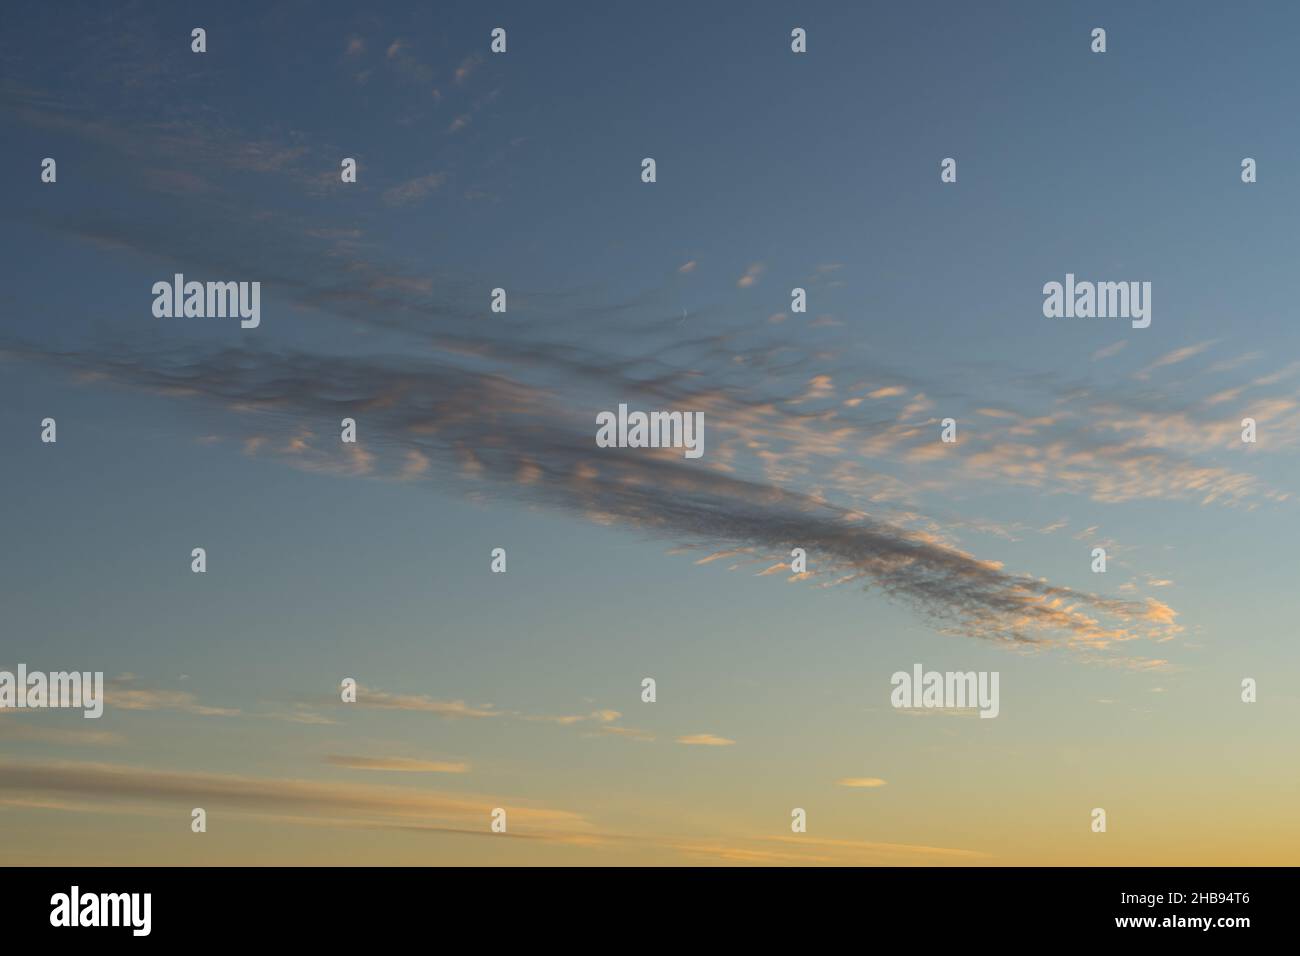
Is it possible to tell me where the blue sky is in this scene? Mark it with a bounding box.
[1,1,1297,865]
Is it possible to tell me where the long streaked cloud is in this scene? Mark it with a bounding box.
[382,171,446,206]
[837,777,887,788]
[0,757,585,835]
[5,81,1289,523]
[1,338,1186,655]
[0,722,125,747]
[676,734,736,747]
[523,709,621,727]
[1133,341,1217,380]
[348,687,502,719]
[22,74,1300,661]
[325,755,469,774]
[106,676,240,717]
[336,685,664,741]
[0,757,990,863]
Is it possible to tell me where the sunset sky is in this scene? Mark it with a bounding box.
[2,1,1298,865]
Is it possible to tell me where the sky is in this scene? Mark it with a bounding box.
[1,0,1298,866]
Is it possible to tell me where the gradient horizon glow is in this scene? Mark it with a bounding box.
[2,1,1298,866]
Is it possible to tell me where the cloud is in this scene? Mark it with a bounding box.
[525,709,621,726]
[736,262,765,288]
[1134,341,1216,380]
[325,755,469,774]
[340,686,642,737]
[676,733,735,747]
[349,688,501,719]
[106,678,239,717]
[1092,341,1127,361]
[14,93,1273,661]
[3,758,989,863]
[382,172,446,206]
[0,723,125,746]
[1207,352,1261,374]
[866,385,908,399]
[10,102,1286,521]
[789,374,834,405]
[837,777,887,788]
[399,450,431,480]
[3,336,1191,653]
[0,757,586,835]
[453,54,480,85]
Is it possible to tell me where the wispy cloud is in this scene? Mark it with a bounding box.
[736,262,765,288]
[349,687,501,719]
[1092,340,1127,361]
[525,709,621,726]
[0,336,1194,654]
[837,777,887,788]
[325,755,469,774]
[453,54,480,85]
[0,758,987,863]
[1134,341,1216,380]
[23,86,1300,666]
[382,171,446,206]
[0,723,125,746]
[0,757,585,836]
[676,733,736,747]
[106,677,239,717]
